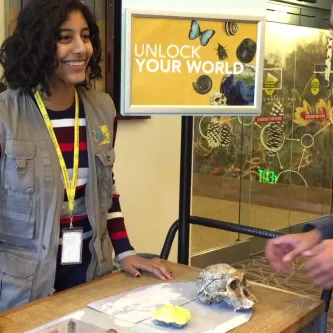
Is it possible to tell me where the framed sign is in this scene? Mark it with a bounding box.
[121,9,265,116]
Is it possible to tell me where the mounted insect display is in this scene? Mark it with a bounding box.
[120,9,265,116]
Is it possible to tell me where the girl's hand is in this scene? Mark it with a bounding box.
[120,255,173,280]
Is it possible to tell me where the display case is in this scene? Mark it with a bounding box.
[191,1,333,262]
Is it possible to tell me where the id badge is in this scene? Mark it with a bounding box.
[61,228,83,265]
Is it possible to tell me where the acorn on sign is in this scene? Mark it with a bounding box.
[236,38,257,63]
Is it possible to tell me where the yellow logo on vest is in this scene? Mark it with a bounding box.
[92,124,111,145]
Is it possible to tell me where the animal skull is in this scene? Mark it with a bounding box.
[196,264,258,311]
[209,92,227,106]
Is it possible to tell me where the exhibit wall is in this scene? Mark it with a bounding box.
[191,20,333,255]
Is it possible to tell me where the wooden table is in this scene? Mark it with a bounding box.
[0,261,325,333]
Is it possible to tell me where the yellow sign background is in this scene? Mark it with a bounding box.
[130,16,258,106]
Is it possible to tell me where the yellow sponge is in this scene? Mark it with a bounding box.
[152,304,191,328]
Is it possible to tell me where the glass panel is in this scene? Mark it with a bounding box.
[238,117,254,240]
[191,20,333,257]
[240,22,333,234]
[191,115,239,255]
[247,22,332,232]
[288,24,333,225]
[244,21,294,233]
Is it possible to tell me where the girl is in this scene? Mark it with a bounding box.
[0,0,172,312]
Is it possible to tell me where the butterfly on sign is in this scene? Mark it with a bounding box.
[188,20,215,47]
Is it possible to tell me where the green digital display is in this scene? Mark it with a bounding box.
[258,169,277,184]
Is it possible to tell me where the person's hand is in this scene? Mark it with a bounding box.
[265,229,321,274]
[302,240,333,289]
[120,255,173,280]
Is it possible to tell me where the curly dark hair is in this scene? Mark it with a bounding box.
[0,0,102,95]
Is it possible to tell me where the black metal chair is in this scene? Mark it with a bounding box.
[158,216,332,333]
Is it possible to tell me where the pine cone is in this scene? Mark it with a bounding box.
[266,101,284,156]
[220,123,231,148]
[325,31,333,86]
[207,119,222,148]
[267,124,284,156]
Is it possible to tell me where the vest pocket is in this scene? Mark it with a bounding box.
[4,139,36,193]
[95,148,115,214]
[0,195,36,239]
[0,252,39,311]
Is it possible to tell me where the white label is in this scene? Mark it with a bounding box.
[61,230,83,264]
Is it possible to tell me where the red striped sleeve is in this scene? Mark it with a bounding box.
[106,117,134,256]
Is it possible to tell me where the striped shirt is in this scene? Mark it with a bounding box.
[0,97,135,261]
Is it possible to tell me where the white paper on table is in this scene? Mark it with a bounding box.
[26,282,253,333]
[24,308,135,333]
[87,282,198,324]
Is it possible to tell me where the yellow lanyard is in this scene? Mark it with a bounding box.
[34,89,80,229]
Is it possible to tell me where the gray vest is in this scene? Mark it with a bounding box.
[0,87,116,311]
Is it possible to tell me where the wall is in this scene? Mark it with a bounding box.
[114,118,181,261]
[118,0,266,263]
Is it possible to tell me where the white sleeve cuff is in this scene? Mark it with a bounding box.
[116,250,136,262]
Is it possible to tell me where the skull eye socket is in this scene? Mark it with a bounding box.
[215,97,220,102]
[229,279,240,291]
[243,288,250,297]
